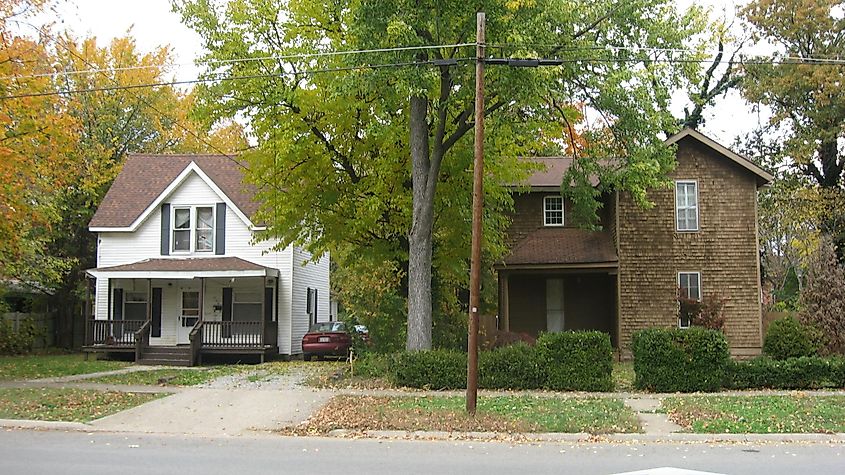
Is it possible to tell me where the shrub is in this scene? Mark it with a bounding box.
[727,356,845,390]
[479,343,546,390]
[0,318,40,355]
[391,349,466,389]
[536,331,613,391]
[632,327,729,392]
[763,315,821,360]
[354,352,393,379]
[798,238,845,355]
[678,293,727,331]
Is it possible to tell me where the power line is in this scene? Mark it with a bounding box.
[0,43,476,82]
[0,58,475,100]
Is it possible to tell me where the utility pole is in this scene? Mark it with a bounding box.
[467,11,485,415]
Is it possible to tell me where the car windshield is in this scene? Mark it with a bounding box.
[309,322,346,333]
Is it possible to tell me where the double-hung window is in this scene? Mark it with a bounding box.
[543,196,564,226]
[675,181,699,231]
[172,206,214,253]
[678,272,701,328]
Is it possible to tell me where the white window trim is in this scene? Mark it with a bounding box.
[674,180,699,232]
[543,195,565,227]
[677,271,702,329]
[171,204,216,254]
[180,290,200,327]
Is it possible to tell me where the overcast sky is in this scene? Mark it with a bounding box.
[49,0,763,146]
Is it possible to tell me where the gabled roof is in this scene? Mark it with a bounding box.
[664,128,774,186]
[89,154,261,231]
[498,227,618,268]
[521,128,773,189]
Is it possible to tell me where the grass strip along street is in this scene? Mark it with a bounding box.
[0,387,164,422]
[663,395,845,433]
[293,395,641,435]
[0,353,129,381]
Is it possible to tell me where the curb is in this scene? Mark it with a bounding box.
[325,429,845,444]
[0,419,94,432]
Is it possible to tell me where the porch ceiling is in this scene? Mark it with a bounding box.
[499,227,618,269]
[86,257,279,279]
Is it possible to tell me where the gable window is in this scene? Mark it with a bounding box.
[543,196,564,227]
[172,206,214,253]
[678,271,701,328]
[675,181,699,231]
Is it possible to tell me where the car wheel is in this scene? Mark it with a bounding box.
[303,353,312,361]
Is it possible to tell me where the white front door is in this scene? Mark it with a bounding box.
[177,290,200,344]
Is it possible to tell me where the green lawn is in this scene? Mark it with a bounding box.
[663,395,845,433]
[296,395,641,434]
[0,388,164,422]
[612,362,635,391]
[0,353,130,381]
[86,366,245,386]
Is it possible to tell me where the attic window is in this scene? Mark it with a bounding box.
[543,196,564,227]
[172,206,214,253]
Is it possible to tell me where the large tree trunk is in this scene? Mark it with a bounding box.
[406,95,435,350]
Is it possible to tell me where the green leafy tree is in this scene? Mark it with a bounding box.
[741,0,845,252]
[175,0,703,350]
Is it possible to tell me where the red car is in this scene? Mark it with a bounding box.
[301,322,352,361]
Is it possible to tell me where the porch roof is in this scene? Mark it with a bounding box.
[86,257,279,279]
[498,227,618,269]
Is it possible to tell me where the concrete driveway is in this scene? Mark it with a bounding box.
[89,367,333,437]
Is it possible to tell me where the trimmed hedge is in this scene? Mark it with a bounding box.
[391,349,467,389]
[479,343,546,390]
[388,331,613,391]
[762,316,821,360]
[726,356,845,390]
[537,331,613,391]
[632,327,729,392]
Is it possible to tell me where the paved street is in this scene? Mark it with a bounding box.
[0,430,842,475]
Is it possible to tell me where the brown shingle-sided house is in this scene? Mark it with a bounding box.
[496,128,774,358]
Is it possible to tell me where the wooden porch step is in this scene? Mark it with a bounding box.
[137,357,192,367]
[138,346,192,366]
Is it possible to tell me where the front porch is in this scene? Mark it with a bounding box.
[84,258,280,365]
[496,226,620,347]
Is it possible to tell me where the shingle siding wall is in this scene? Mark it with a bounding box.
[506,192,612,248]
[617,138,763,356]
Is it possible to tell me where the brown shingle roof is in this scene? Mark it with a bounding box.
[501,227,618,267]
[89,154,260,228]
[92,257,269,272]
[521,157,601,188]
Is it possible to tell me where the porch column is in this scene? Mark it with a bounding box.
[500,272,510,332]
[146,279,152,322]
[261,276,266,348]
[199,277,204,322]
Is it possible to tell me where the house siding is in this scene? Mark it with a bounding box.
[289,247,330,354]
[616,138,763,357]
[506,192,613,248]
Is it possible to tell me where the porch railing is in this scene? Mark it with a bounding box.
[87,319,146,346]
[201,321,265,348]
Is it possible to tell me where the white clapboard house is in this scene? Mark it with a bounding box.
[84,154,330,365]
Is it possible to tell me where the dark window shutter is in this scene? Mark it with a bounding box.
[215,202,226,255]
[151,288,162,337]
[222,288,233,322]
[112,288,123,321]
[222,287,233,338]
[306,287,312,323]
[314,289,318,322]
[264,287,273,323]
[160,203,171,255]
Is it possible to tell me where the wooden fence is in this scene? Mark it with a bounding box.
[1,312,56,349]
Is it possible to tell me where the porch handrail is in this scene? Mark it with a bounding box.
[134,320,151,362]
[87,319,147,346]
[200,321,264,348]
[188,320,204,366]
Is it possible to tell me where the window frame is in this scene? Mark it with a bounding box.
[677,271,702,329]
[180,290,200,328]
[543,195,564,227]
[171,205,216,254]
[232,289,262,322]
[675,180,699,232]
[123,291,148,321]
